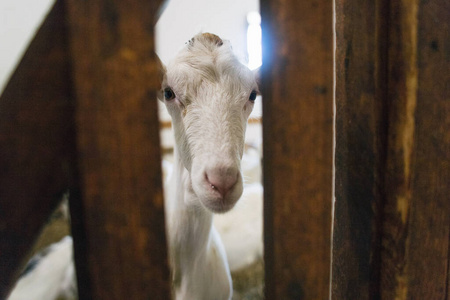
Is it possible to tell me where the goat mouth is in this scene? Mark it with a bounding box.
[201,186,242,214]
[203,199,236,214]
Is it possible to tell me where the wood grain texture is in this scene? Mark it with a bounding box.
[66,0,170,299]
[0,1,75,297]
[260,0,334,299]
[332,0,388,299]
[381,1,419,295]
[333,0,450,298]
[405,1,450,296]
[381,0,450,298]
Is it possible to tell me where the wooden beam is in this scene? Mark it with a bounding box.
[333,0,449,298]
[66,0,170,298]
[381,0,450,298]
[261,0,334,299]
[0,1,76,297]
[332,0,388,298]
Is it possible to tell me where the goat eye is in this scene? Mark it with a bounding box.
[164,87,175,100]
[249,90,257,102]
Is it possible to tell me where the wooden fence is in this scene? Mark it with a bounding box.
[0,0,448,299]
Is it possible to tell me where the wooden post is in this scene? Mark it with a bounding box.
[66,0,170,299]
[381,0,450,298]
[0,2,76,297]
[333,0,450,298]
[261,0,334,299]
[332,0,388,298]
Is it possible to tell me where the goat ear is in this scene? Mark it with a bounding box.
[155,54,166,102]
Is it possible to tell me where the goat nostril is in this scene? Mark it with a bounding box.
[205,170,239,197]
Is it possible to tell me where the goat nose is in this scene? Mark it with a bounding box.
[205,168,239,198]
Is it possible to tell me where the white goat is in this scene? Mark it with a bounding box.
[160,33,258,300]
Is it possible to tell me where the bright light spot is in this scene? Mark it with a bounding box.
[247,11,262,70]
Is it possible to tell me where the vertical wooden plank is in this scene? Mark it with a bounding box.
[406,2,450,296]
[381,1,419,295]
[66,0,170,299]
[333,0,449,298]
[381,0,450,298]
[260,0,334,299]
[332,0,387,299]
[0,1,76,298]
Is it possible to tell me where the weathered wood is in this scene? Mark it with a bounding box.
[332,0,388,298]
[381,1,420,295]
[0,1,76,297]
[333,0,450,298]
[66,0,170,299]
[381,0,450,298]
[406,2,450,297]
[260,0,334,299]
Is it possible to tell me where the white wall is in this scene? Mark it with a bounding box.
[0,0,55,94]
[155,0,259,65]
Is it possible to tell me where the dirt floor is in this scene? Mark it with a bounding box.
[24,201,264,300]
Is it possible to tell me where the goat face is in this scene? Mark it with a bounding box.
[160,33,258,213]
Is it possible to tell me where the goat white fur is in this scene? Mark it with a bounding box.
[7,236,77,300]
[160,33,258,300]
